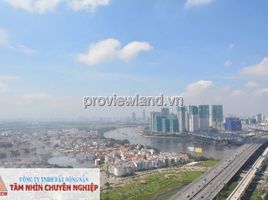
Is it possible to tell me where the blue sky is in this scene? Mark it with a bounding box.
[0,0,268,119]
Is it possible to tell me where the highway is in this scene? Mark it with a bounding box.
[226,147,268,200]
[171,142,263,200]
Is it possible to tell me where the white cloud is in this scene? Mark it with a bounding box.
[78,39,119,65]
[186,80,213,92]
[185,0,214,8]
[245,81,259,88]
[119,41,153,61]
[181,80,214,101]
[14,44,36,54]
[69,0,110,11]
[4,0,32,11]
[180,80,268,115]
[224,59,232,67]
[231,89,245,97]
[182,80,219,105]
[255,88,268,96]
[4,0,110,13]
[4,0,61,14]
[0,28,36,54]
[77,38,153,65]
[240,57,268,79]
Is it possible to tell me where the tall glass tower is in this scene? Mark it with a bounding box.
[189,105,199,132]
[198,105,210,131]
[211,105,223,130]
[177,106,186,133]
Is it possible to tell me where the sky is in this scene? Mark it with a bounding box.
[0,0,268,120]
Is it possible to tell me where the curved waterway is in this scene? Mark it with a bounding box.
[104,127,238,160]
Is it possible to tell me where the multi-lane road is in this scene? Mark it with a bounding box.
[171,141,264,200]
[226,147,268,200]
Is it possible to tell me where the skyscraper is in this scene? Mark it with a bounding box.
[185,106,189,132]
[161,108,169,117]
[177,106,186,133]
[161,117,170,133]
[150,109,179,133]
[150,112,161,132]
[256,113,263,123]
[199,105,209,131]
[211,105,223,130]
[169,114,179,133]
[189,105,199,132]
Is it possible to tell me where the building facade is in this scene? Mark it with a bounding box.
[225,117,242,132]
[189,105,199,132]
[161,108,169,117]
[161,117,170,133]
[150,112,161,132]
[198,105,210,131]
[177,106,186,133]
[169,114,179,133]
[211,105,223,130]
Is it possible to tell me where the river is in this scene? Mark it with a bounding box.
[104,127,238,160]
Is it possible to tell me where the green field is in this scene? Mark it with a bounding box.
[101,171,203,200]
[250,188,266,200]
[215,181,238,200]
[197,159,219,167]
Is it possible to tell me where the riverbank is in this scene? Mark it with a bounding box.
[104,127,238,160]
[137,130,186,139]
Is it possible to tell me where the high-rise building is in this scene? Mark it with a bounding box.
[256,113,263,123]
[199,105,210,131]
[185,106,189,132]
[169,114,179,133]
[161,117,170,133]
[155,116,162,132]
[225,117,242,132]
[150,112,161,132]
[150,109,179,133]
[150,105,224,134]
[177,106,186,133]
[211,105,223,130]
[161,108,169,117]
[189,105,199,132]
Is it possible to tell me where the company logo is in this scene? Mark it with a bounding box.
[0,176,8,196]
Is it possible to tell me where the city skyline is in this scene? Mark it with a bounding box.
[150,105,224,133]
[149,105,267,135]
[1,0,268,119]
